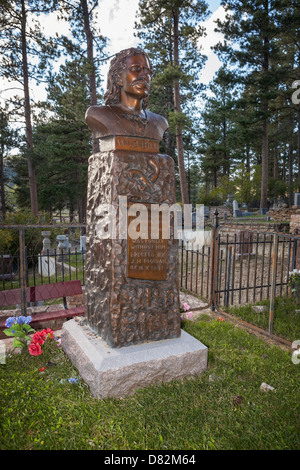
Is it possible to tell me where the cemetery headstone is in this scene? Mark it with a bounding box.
[0,254,15,281]
[236,230,254,258]
[80,235,86,260]
[57,235,67,262]
[225,194,234,207]
[38,231,55,277]
[294,193,300,207]
[233,200,243,217]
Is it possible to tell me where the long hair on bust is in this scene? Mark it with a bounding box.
[104,48,153,110]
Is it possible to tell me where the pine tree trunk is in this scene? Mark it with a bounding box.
[260,30,269,211]
[288,113,294,207]
[260,109,269,210]
[21,0,39,217]
[80,0,99,154]
[0,143,5,218]
[173,9,189,205]
[289,141,294,207]
[298,109,300,192]
[273,148,278,179]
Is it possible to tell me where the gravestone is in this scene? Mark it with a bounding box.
[233,200,243,217]
[225,194,234,208]
[0,254,15,281]
[236,230,254,258]
[294,193,300,207]
[38,231,55,277]
[80,235,86,260]
[57,235,67,251]
[62,47,208,398]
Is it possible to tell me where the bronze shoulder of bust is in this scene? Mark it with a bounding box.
[85,104,168,141]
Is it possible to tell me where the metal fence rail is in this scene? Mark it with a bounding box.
[214,231,298,308]
[1,220,300,341]
[179,218,300,339]
[179,241,211,300]
[0,224,86,299]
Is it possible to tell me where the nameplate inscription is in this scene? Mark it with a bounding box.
[127,203,168,281]
[101,136,159,153]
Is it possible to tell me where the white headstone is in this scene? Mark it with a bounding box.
[233,200,238,212]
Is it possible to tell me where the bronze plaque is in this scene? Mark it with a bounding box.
[115,136,159,153]
[127,203,168,281]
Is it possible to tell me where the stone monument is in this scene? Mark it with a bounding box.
[62,48,208,398]
[233,200,243,217]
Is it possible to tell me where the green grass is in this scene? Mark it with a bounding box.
[224,296,300,341]
[0,318,299,450]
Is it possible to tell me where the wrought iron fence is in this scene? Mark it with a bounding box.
[213,229,298,307]
[1,219,300,342]
[179,215,300,342]
[0,224,86,302]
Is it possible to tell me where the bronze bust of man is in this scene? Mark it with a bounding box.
[85,47,168,142]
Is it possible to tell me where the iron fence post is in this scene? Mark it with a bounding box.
[269,233,278,336]
[225,245,232,308]
[210,209,219,311]
[19,227,27,316]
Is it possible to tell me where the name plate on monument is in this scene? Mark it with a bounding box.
[127,203,168,281]
[101,135,159,153]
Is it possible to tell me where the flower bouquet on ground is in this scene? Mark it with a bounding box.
[28,328,55,356]
[4,316,57,356]
[3,316,35,349]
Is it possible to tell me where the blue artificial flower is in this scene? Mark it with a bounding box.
[68,377,79,384]
[5,317,16,328]
[59,377,79,384]
[15,315,32,325]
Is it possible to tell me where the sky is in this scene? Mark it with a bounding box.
[1,0,226,107]
[94,0,225,88]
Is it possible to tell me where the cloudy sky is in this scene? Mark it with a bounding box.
[1,0,226,106]
[96,0,225,86]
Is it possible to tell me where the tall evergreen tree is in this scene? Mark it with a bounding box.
[135,0,209,205]
[200,66,239,182]
[58,0,107,154]
[0,0,59,216]
[215,0,286,211]
[34,59,91,221]
[0,107,19,218]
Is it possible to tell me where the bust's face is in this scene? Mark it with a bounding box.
[118,54,152,102]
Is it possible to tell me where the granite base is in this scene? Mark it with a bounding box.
[61,319,208,399]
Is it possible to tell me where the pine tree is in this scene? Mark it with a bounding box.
[135,0,209,205]
[0,0,59,216]
[58,0,107,154]
[34,59,92,221]
[0,107,19,218]
[215,0,287,211]
[199,66,241,194]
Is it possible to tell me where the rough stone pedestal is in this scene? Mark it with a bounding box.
[85,146,181,348]
[62,319,208,399]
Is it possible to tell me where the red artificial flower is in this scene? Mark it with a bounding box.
[28,342,43,356]
[39,366,46,372]
[32,331,46,345]
[42,328,54,339]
